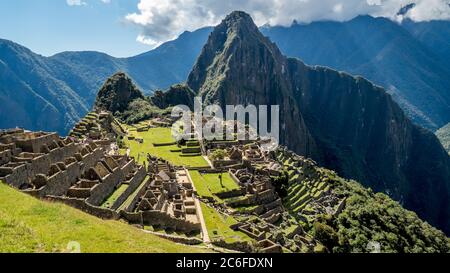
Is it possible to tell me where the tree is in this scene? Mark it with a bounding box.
[209,149,228,161]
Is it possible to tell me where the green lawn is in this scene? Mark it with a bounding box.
[200,203,252,244]
[101,184,129,208]
[0,183,210,253]
[124,127,209,168]
[189,171,240,199]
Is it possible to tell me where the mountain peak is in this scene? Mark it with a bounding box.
[187,11,282,94]
[218,10,260,38]
[94,72,144,113]
[223,10,255,26]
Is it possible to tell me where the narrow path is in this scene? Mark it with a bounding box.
[203,155,214,169]
[186,168,211,245]
[195,198,211,245]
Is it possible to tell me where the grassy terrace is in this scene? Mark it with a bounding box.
[189,171,240,199]
[0,183,209,253]
[123,127,209,168]
[101,184,129,209]
[117,176,150,211]
[200,203,252,244]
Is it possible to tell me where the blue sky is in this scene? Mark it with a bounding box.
[1,0,449,57]
[0,0,150,57]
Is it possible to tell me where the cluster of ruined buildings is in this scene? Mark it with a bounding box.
[193,118,347,252]
[201,141,311,252]
[0,126,202,236]
[0,113,347,253]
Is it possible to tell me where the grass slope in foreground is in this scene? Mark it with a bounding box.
[0,183,209,253]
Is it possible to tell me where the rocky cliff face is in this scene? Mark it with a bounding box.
[187,11,318,158]
[186,11,450,234]
[94,72,144,113]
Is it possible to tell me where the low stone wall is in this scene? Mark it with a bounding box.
[264,199,282,211]
[0,149,12,165]
[46,196,119,220]
[142,211,200,233]
[212,160,240,168]
[216,188,245,199]
[226,195,257,207]
[145,231,203,245]
[212,239,254,253]
[120,210,142,223]
[121,210,200,233]
[186,166,213,171]
[120,159,136,177]
[153,142,176,147]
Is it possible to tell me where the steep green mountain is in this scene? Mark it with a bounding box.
[0,28,211,134]
[261,16,450,130]
[437,123,450,154]
[94,72,144,113]
[94,72,171,125]
[186,11,450,235]
[0,39,90,134]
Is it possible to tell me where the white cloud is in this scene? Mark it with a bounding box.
[66,0,111,6]
[66,0,87,6]
[126,0,450,47]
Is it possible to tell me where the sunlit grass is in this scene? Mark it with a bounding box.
[0,183,210,253]
[123,127,209,168]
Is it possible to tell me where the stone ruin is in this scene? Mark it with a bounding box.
[200,141,333,252]
[0,115,347,253]
[119,155,201,233]
[69,111,125,141]
[0,127,201,237]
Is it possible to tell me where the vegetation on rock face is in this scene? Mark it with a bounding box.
[327,179,450,253]
[436,123,450,154]
[151,84,196,110]
[116,98,171,125]
[94,72,173,125]
[95,72,144,113]
[271,170,290,198]
[278,151,450,253]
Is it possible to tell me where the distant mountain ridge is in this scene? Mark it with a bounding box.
[261,16,450,130]
[0,16,449,134]
[0,28,210,134]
